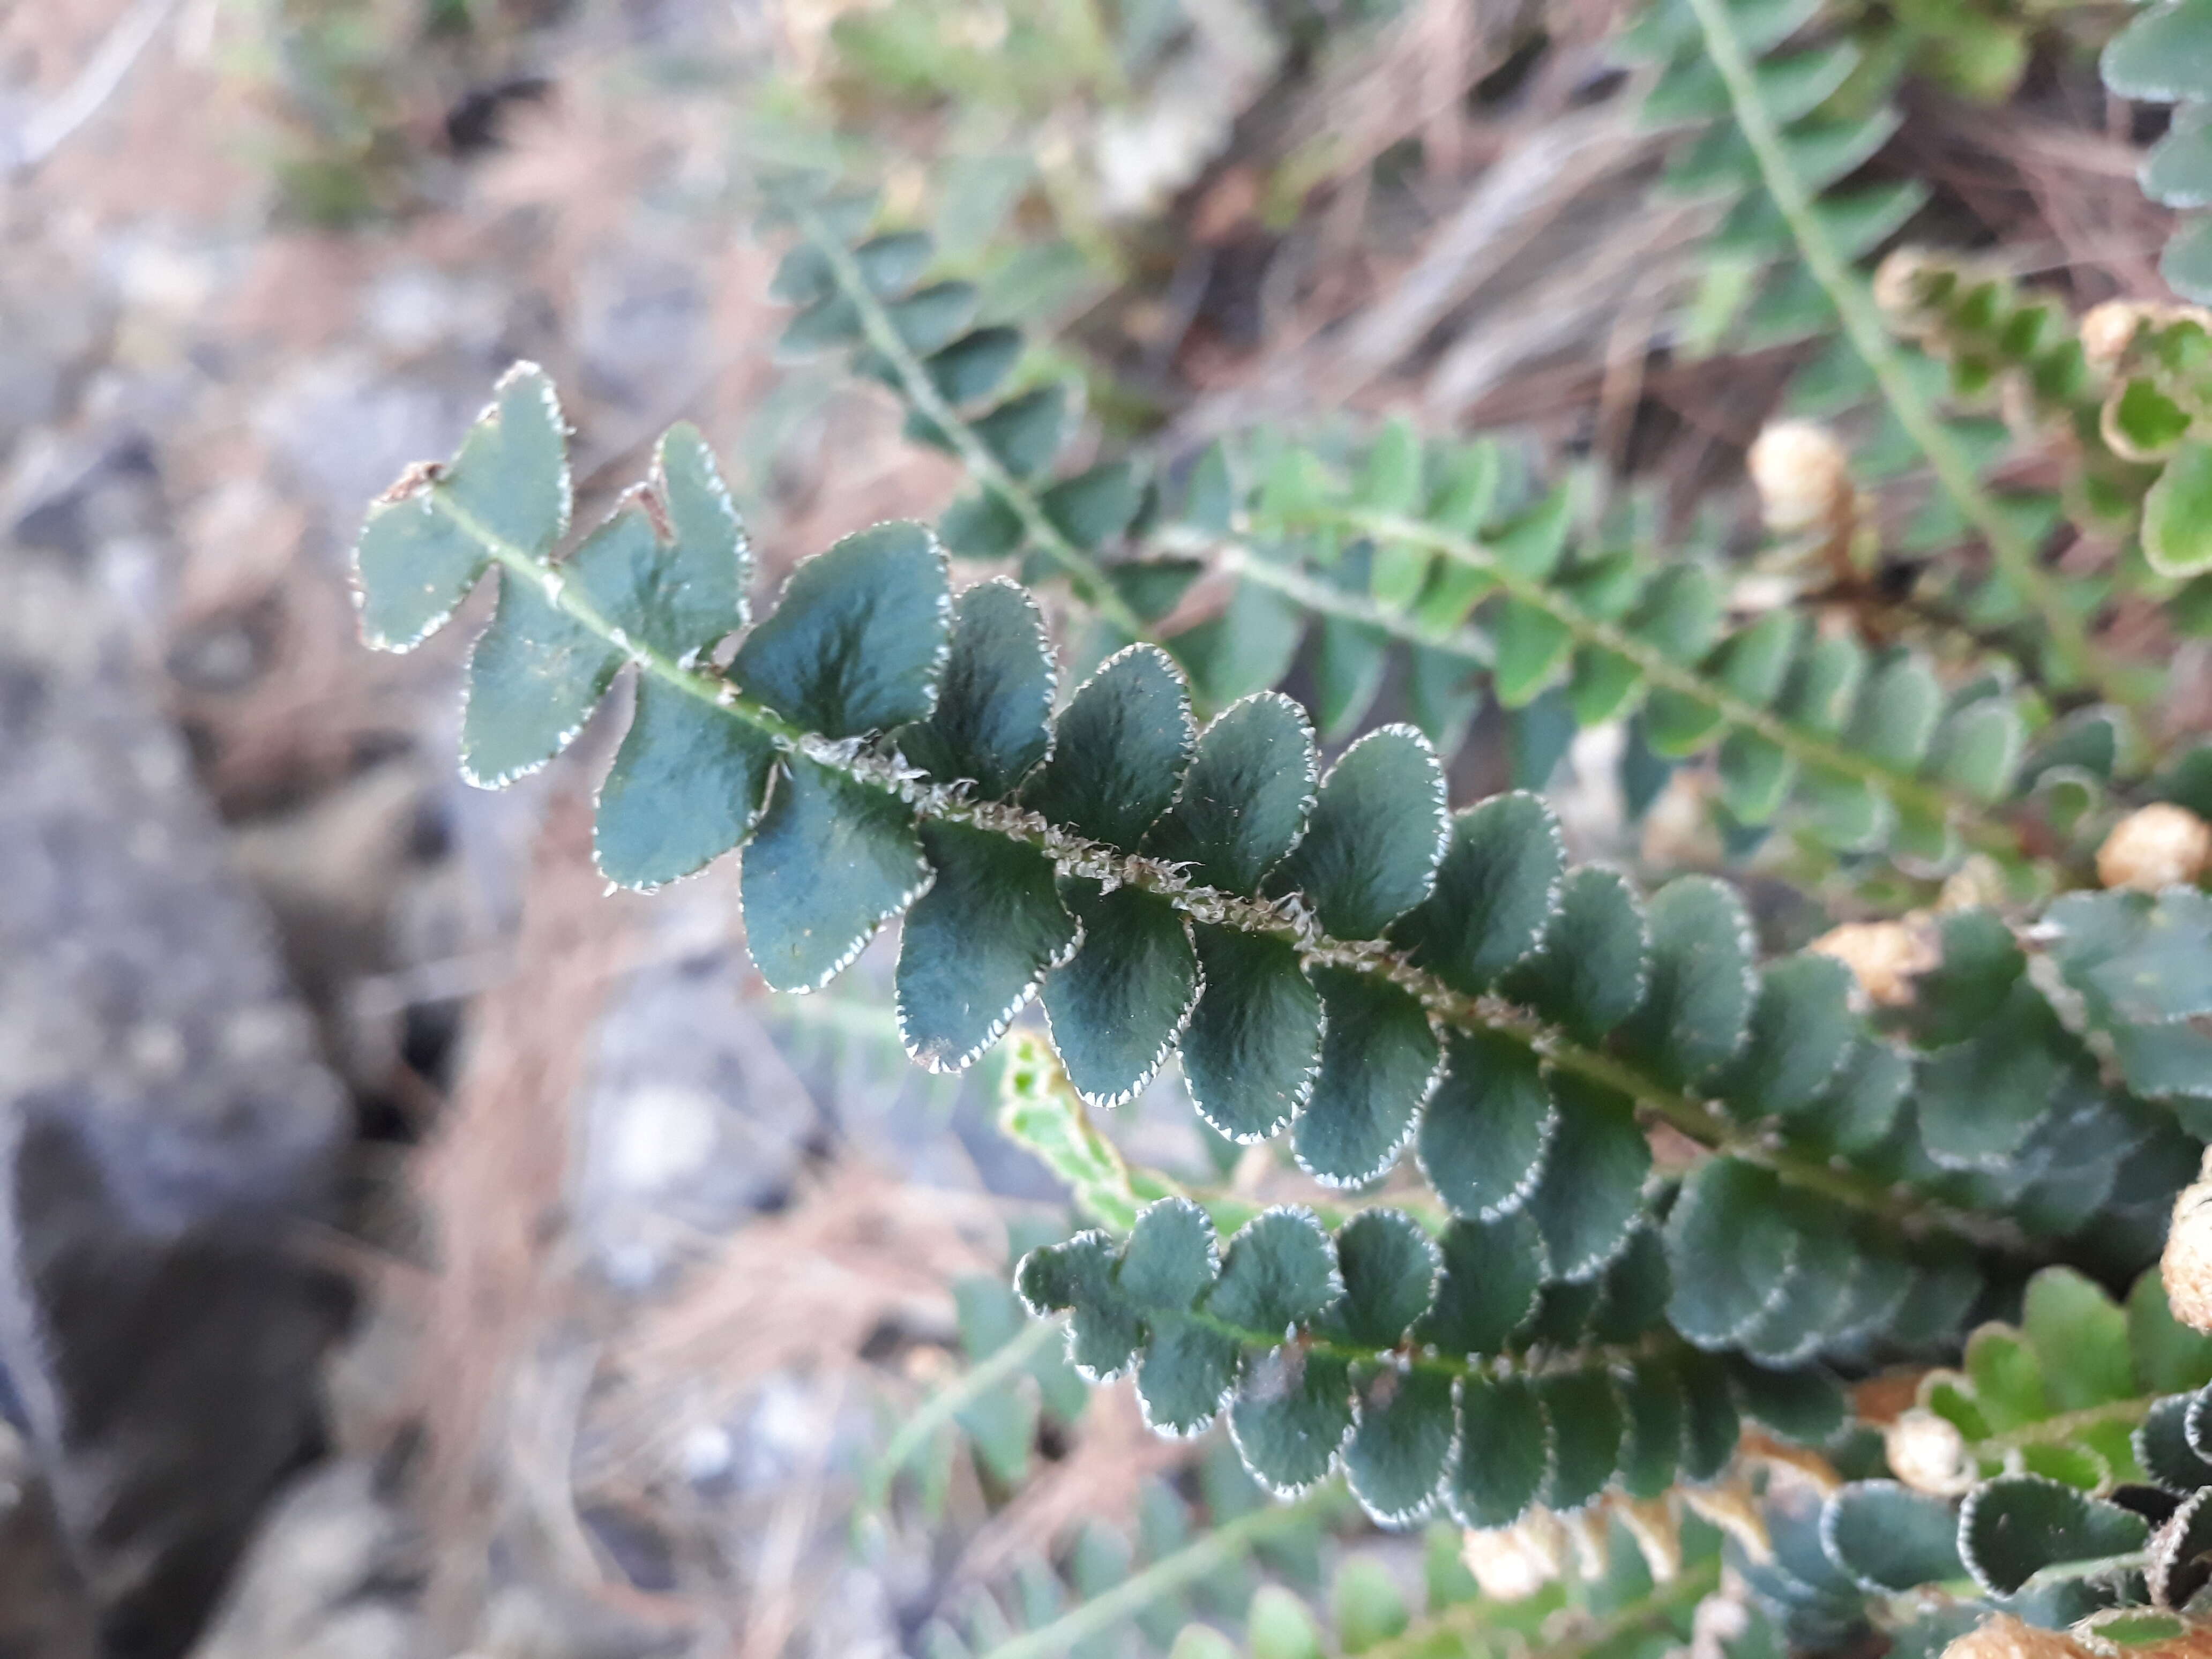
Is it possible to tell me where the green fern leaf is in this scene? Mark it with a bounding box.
[1416,1032,1556,1222]
[1043,881,1200,1108]
[1448,1375,1550,1528]
[1144,693,1316,895]
[1264,726,1446,940]
[1524,1076,1651,1283]
[1293,967,1439,1186]
[1343,1365,1455,1525]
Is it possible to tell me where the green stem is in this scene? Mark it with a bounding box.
[1214,541,1493,670]
[1183,1181,1456,1239]
[860,1318,1066,1521]
[791,201,1153,642]
[1305,505,2026,864]
[1678,0,2119,706]
[974,1485,1340,1659]
[1364,1555,1722,1659]
[1979,1394,2153,1454]
[429,485,2034,1258]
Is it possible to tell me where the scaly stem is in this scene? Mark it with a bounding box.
[791,201,1154,642]
[1678,0,2123,707]
[1173,1304,1673,1387]
[428,483,2037,1258]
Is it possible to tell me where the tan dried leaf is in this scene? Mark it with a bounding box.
[1748,421,1852,536]
[1810,919,1940,1010]
[2163,1159,2212,1334]
[1873,248,1946,331]
[1680,1477,1770,1562]
[1461,1508,1570,1601]
[2081,301,2158,369]
[1943,1615,2088,1659]
[1885,1406,1978,1497]
[1741,1432,1843,1497]
[1612,1494,1684,1583]
[2097,804,2212,893]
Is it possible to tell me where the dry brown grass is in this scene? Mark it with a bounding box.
[947,1382,1187,1587]
[408,793,638,1641]
[579,1163,1006,1490]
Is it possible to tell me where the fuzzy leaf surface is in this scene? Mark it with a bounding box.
[730,521,950,737]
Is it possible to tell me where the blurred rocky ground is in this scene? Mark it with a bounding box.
[0,3,1041,1654]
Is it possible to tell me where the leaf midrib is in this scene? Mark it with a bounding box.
[429,479,2034,1258]
[1272,505,2024,862]
[1161,1301,1675,1387]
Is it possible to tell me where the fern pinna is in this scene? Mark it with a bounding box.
[356,362,2212,1582]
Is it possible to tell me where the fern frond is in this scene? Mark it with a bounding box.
[986,1039,1825,1529]
[946,1490,1725,1659]
[1810,1266,2212,1633]
[363,370,2058,1226]
[1886,257,2212,603]
[1163,1517,1721,1659]
[1641,0,2128,706]
[353,368,2212,1526]
[769,186,1153,642]
[926,1464,1341,1659]
[1012,1184,1878,1528]
[767,183,1505,719]
[1153,438,2072,873]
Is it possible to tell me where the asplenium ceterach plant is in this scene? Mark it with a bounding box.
[505,18,2212,1654]
[354,352,2212,1522]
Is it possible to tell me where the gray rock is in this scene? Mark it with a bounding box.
[574,253,708,414]
[254,354,490,555]
[188,1462,421,1659]
[0,237,109,464]
[575,916,825,1288]
[0,532,350,1656]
